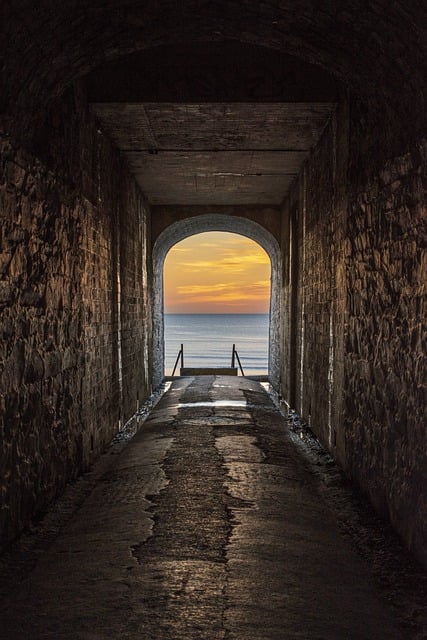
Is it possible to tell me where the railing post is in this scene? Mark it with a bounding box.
[171,344,184,377]
[235,350,245,376]
[232,344,245,376]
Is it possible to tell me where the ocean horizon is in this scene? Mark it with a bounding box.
[164,313,269,376]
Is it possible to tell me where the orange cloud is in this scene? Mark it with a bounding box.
[164,231,271,313]
[176,280,270,298]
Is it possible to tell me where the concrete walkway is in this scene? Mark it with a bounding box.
[0,377,403,639]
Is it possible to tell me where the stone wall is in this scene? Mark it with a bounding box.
[281,94,426,566]
[0,86,152,549]
[118,184,152,423]
[345,106,426,566]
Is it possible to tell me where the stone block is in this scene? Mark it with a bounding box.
[0,282,15,304]
[24,349,45,383]
[20,286,45,306]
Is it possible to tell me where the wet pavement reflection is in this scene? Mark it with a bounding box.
[0,376,423,639]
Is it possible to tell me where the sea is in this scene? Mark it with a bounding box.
[164,313,269,376]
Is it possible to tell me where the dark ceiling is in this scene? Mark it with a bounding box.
[87,43,337,206]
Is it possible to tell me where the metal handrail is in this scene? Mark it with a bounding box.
[171,343,245,376]
[231,343,245,376]
[171,343,184,376]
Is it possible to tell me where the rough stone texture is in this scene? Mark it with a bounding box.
[281,94,426,567]
[0,87,152,550]
[0,139,85,546]
[345,122,427,567]
[118,184,152,425]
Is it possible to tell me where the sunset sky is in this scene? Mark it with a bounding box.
[164,232,271,314]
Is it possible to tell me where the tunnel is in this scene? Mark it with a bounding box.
[1,0,426,578]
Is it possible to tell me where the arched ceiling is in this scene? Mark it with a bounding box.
[2,2,426,206]
[3,1,426,111]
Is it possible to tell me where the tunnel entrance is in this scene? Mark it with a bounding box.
[163,231,271,376]
[152,215,281,388]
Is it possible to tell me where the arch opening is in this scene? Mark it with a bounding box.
[163,231,271,376]
[152,215,282,389]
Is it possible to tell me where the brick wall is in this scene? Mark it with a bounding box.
[281,94,426,566]
[0,86,152,549]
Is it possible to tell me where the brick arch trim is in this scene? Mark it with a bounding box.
[152,214,282,388]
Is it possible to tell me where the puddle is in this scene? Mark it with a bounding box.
[178,400,247,408]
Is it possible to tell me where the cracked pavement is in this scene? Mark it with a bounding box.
[0,376,405,639]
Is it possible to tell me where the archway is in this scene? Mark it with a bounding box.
[152,215,282,389]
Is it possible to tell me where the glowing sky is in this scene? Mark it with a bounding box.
[164,232,271,313]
